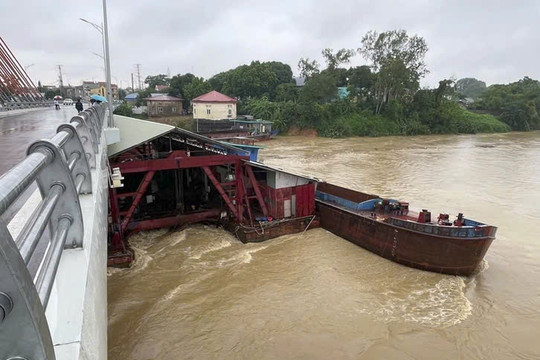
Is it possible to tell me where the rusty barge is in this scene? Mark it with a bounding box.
[106,116,496,276]
[315,183,496,276]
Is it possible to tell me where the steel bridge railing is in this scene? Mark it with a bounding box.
[0,103,107,360]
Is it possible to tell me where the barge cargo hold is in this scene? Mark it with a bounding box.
[315,182,497,276]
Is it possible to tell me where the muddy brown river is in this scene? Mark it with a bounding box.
[108,131,540,359]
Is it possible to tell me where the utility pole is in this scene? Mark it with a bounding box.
[135,64,142,90]
[57,65,64,96]
[131,72,134,91]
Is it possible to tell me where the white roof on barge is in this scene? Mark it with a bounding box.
[108,115,248,157]
[108,115,174,156]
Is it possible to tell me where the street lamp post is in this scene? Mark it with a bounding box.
[101,0,114,127]
[79,0,114,127]
[79,19,106,71]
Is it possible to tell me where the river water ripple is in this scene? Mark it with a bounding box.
[109,131,540,359]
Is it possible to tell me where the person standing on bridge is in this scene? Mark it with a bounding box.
[75,98,83,113]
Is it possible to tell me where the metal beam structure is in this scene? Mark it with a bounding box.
[110,151,247,174]
[246,165,269,216]
[110,149,272,234]
[0,36,45,108]
[120,171,155,232]
[202,166,238,218]
[107,127,251,252]
[240,167,254,225]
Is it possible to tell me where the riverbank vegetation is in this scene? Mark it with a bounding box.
[121,29,540,138]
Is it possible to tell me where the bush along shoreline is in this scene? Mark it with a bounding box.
[319,103,510,138]
[244,97,510,139]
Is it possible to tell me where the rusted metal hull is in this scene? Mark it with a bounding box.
[225,216,319,243]
[127,209,222,233]
[107,249,134,267]
[316,183,495,276]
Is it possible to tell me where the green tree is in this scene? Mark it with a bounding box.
[209,72,227,92]
[476,77,540,130]
[221,61,279,99]
[135,87,153,106]
[183,77,212,100]
[266,61,294,84]
[322,48,356,70]
[113,102,133,117]
[297,58,320,79]
[144,74,170,89]
[168,73,196,98]
[275,83,298,102]
[406,80,454,132]
[346,65,375,103]
[359,30,428,113]
[299,71,338,104]
[330,68,349,87]
[118,88,127,100]
[455,78,487,99]
[409,89,437,125]
[435,79,454,105]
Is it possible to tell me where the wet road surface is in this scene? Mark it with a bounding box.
[0,106,79,222]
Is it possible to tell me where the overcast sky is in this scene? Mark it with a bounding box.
[3,0,540,89]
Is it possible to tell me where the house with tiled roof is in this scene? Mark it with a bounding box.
[192,90,237,120]
[144,95,183,117]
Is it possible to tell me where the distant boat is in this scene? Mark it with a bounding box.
[195,118,276,142]
[218,138,264,161]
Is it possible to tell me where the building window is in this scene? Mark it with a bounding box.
[158,107,163,114]
[228,108,232,115]
[172,107,177,113]
[206,108,211,115]
[206,105,211,115]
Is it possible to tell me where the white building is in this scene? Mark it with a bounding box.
[192,90,237,120]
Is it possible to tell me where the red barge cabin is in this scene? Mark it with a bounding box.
[107,116,496,275]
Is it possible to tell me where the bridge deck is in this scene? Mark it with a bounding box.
[0,107,78,221]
